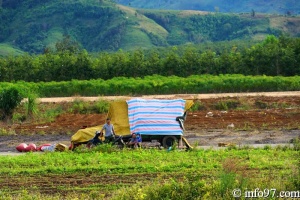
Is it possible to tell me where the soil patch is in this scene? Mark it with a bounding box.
[1,92,300,152]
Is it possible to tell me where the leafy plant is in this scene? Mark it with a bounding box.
[38,106,64,123]
[0,87,23,122]
[190,100,205,111]
[92,99,110,114]
[255,100,268,109]
[12,113,26,123]
[70,98,109,114]
[0,127,16,136]
[292,138,300,151]
[71,98,87,114]
[214,100,239,110]
[25,93,39,120]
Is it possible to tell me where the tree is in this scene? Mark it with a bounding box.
[55,35,80,54]
[0,87,23,122]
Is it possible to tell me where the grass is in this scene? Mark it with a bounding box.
[121,28,154,50]
[190,100,206,111]
[0,43,24,57]
[189,97,298,112]
[214,100,240,110]
[0,147,298,199]
[44,28,64,49]
[118,4,168,38]
[0,127,16,136]
[10,98,109,125]
[69,98,110,114]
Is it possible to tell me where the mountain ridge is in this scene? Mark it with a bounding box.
[117,0,300,15]
[0,0,299,55]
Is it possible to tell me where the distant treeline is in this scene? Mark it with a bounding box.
[0,35,299,82]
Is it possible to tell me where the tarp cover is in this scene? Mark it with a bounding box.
[127,99,186,135]
[71,99,193,144]
[71,101,130,144]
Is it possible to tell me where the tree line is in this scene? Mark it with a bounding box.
[0,35,299,82]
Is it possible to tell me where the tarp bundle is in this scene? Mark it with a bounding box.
[127,99,186,135]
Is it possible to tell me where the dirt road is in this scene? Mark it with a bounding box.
[38,91,300,102]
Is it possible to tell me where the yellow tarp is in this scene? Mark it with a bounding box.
[71,99,194,144]
[71,125,103,144]
[107,101,131,134]
[185,100,194,111]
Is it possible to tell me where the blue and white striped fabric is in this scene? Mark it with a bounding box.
[126,99,186,135]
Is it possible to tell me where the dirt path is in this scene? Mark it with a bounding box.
[38,91,300,102]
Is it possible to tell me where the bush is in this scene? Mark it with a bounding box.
[70,99,110,114]
[214,100,239,110]
[190,100,206,111]
[92,99,110,114]
[26,93,39,119]
[0,87,23,121]
[255,100,269,109]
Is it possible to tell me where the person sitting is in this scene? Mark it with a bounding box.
[136,133,142,145]
[127,133,142,148]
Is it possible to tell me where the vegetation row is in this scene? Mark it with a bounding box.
[0,35,300,82]
[1,74,300,98]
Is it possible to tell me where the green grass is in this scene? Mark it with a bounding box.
[121,27,154,50]
[44,28,64,49]
[0,43,24,57]
[0,146,298,199]
[69,98,109,114]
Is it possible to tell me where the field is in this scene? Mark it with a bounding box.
[0,92,299,199]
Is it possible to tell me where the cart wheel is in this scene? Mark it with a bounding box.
[162,136,178,148]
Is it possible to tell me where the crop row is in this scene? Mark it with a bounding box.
[1,74,299,97]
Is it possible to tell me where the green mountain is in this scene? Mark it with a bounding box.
[0,0,300,55]
[118,0,300,15]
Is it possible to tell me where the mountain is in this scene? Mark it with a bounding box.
[117,0,300,15]
[0,0,300,55]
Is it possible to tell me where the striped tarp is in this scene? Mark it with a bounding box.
[126,99,186,135]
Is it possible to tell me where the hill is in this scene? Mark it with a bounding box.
[0,0,300,55]
[118,0,300,15]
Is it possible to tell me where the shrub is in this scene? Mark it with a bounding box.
[92,99,110,114]
[190,100,206,111]
[255,100,268,109]
[71,98,87,114]
[0,87,23,121]
[25,93,39,120]
[214,100,239,110]
[70,99,109,114]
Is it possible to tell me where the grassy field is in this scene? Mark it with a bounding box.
[0,144,299,199]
